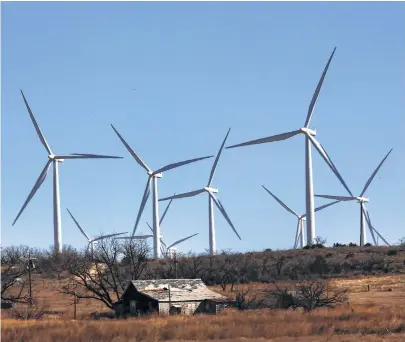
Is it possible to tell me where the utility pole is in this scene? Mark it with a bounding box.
[168,285,172,315]
[174,251,178,279]
[26,253,37,307]
[73,294,77,320]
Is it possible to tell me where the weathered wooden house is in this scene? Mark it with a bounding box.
[114,279,233,317]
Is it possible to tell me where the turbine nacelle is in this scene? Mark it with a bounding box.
[148,171,163,178]
[300,127,316,136]
[357,197,369,203]
[48,155,64,163]
[204,187,219,193]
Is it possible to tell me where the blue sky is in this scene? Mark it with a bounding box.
[2,2,404,254]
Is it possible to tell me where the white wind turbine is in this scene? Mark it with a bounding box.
[111,124,213,259]
[159,128,241,256]
[12,91,123,254]
[315,148,393,246]
[66,209,127,254]
[262,185,340,248]
[226,48,353,245]
[145,197,199,257]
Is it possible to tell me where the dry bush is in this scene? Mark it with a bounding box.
[9,299,48,320]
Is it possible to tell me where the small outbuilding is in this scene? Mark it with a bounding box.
[114,278,233,317]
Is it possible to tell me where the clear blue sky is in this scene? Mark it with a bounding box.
[2,2,404,253]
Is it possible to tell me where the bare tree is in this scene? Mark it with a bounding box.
[397,237,405,246]
[1,245,31,304]
[234,287,263,310]
[178,252,205,279]
[274,255,287,276]
[61,238,150,310]
[267,280,348,312]
[216,256,239,292]
[314,236,327,245]
[38,245,78,279]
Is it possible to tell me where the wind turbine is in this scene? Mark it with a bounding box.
[145,197,199,257]
[226,48,353,245]
[159,128,241,256]
[111,124,213,259]
[262,185,340,248]
[315,148,393,246]
[146,222,199,258]
[66,209,127,254]
[12,91,123,253]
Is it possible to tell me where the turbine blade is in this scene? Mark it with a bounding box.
[146,222,154,234]
[20,90,52,154]
[115,235,154,240]
[111,124,151,172]
[12,160,52,226]
[56,153,123,159]
[304,47,336,128]
[167,233,199,250]
[92,232,128,242]
[159,189,205,202]
[294,220,300,249]
[363,208,390,246]
[226,130,301,150]
[132,178,151,236]
[319,142,339,175]
[66,208,91,241]
[314,200,341,213]
[307,135,354,196]
[209,193,241,240]
[160,238,167,248]
[363,207,377,245]
[314,194,356,201]
[159,196,175,225]
[146,221,166,247]
[153,155,213,175]
[371,224,390,246]
[262,185,300,218]
[208,128,231,186]
[360,148,393,197]
[317,141,356,197]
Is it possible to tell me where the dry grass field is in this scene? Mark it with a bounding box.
[2,274,405,341]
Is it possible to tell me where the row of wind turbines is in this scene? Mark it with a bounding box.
[12,47,393,258]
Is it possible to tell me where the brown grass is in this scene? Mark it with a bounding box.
[2,305,405,341]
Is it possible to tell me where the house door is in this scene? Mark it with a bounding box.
[169,304,181,315]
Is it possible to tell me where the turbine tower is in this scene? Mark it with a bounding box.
[13,91,123,253]
[262,186,340,248]
[226,48,353,245]
[315,148,393,246]
[111,125,213,259]
[66,209,127,254]
[159,128,241,256]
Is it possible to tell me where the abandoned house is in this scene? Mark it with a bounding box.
[114,278,233,317]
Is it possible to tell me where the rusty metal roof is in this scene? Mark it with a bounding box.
[129,279,228,302]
